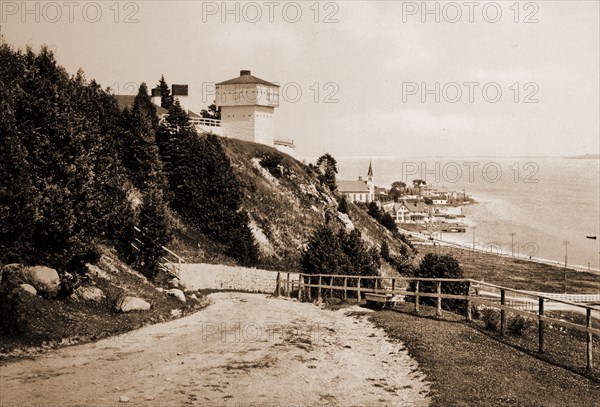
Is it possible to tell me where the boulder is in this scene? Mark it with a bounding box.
[166,288,186,303]
[19,266,60,296]
[117,296,151,312]
[1,263,23,282]
[20,284,37,295]
[72,286,105,302]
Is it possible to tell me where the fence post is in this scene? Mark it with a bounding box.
[357,277,362,304]
[318,275,322,300]
[329,277,333,298]
[587,308,593,370]
[286,272,291,298]
[466,281,472,322]
[436,281,442,317]
[392,278,396,294]
[538,297,545,354]
[415,281,420,314]
[343,277,348,301]
[308,275,312,301]
[275,272,280,297]
[500,289,506,336]
[297,274,302,301]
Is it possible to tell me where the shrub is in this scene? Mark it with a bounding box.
[259,152,283,178]
[0,283,28,335]
[338,196,349,214]
[408,254,467,313]
[481,308,500,331]
[508,315,533,337]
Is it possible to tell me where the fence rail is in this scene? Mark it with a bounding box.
[275,273,599,370]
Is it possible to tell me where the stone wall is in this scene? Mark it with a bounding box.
[178,263,299,294]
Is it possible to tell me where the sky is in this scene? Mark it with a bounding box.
[1,1,599,158]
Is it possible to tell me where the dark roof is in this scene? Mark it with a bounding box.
[338,180,369,193]
[188,110,201,118]
[217,70,279,87]
[113,95,168,115]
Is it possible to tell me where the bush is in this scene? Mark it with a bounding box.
[408,254,467,313]
[338,196,349,214]
[508,315,533,337]
[481,308,500,331]
[259,152,283,178]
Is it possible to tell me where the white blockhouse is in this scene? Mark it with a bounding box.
[215,70,280,147]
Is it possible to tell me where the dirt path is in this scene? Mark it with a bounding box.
[1,293,431,406]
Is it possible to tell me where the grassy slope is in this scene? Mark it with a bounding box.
[417,243,600,294]
[370,304,600,406]
[171,136,410,271]
[0,246,208,359]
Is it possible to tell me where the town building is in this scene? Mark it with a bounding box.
[338,161,376,203]
[393,201,429,224]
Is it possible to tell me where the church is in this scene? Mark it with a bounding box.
[337,162,376,203]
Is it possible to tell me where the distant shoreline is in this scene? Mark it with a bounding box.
[404,229,600,275]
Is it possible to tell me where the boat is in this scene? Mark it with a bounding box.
[586,235,597,240]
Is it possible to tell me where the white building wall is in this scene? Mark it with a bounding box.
[220,105,256,142]
[253,106,275,146]
[216,84,279,108]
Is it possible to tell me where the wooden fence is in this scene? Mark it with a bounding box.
[275,273,600,370]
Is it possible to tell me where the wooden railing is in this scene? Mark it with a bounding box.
[275,273,600,370]
[132,226,185,279]
[190,117,221,127]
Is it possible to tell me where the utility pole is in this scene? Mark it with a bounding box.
[472,226,476,251]
[563,241,569,293]
[510,232,516,257]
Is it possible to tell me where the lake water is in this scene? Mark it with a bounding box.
[335,157,600,270]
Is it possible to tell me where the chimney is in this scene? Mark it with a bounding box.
[240,70,251,76]
[151,88,162,108]
[172,84,189,113]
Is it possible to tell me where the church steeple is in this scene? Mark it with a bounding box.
[367,160,374,179]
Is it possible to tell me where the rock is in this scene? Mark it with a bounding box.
[117,296,151,312]
[166,288,186,303]
[156,287,164,292]
[1,263,23,282]
[86,263,111,281]
[20,284,37,295]
[71,286,105,302]
[18,266,60,296]
[170,309,182,317]
[168,278,180,288]
[190,294,198,301]
[144,395,155,401]
[119,395,129,403]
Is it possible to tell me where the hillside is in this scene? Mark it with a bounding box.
[169,136,412,272]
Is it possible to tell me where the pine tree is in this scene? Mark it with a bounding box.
[338,196,349,214]
[137,188,172,279]
[157,75,172,109]
[123,83,165,190]
[316,153,338,191]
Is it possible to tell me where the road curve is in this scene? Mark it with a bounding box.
[1,293,430,406]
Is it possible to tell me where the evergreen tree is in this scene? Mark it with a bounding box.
[316,153,338,191]
[123,83,165,190]
[301,225,343,276]
[368,201,382,221]
[338,196,349,214]
[380,212,398,233]
[201,103,221,119]
[136,188,172,279]
[380,239,390,261]
[157,75,172,109]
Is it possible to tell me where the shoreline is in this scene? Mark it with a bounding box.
[403,228,600,275]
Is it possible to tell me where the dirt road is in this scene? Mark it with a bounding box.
[1,293,431,406]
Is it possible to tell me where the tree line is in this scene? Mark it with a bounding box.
[0,44,257,288]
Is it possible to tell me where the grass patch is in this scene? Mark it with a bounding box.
[370,303,600,406]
